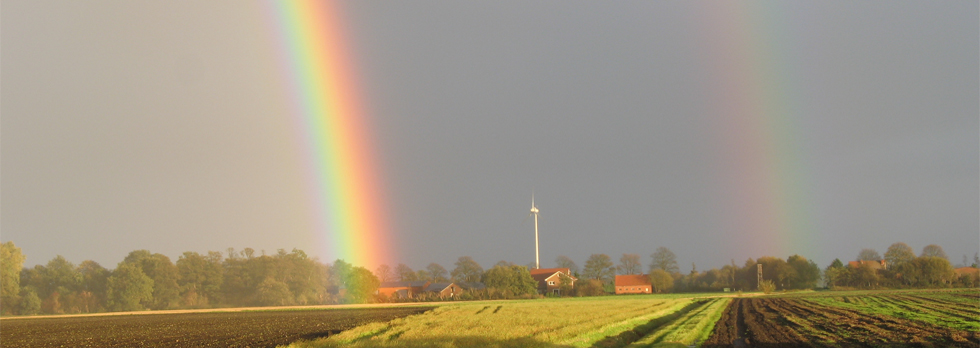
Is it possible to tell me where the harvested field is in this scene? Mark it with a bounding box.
[703,297,979,348]
[0,307,432,348]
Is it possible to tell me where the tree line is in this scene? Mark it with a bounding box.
[2,240,976,316]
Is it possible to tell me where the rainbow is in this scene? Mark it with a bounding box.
[267,0,391,268]
[699,3,818,259]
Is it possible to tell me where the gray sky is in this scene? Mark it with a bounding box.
[3,1,978,272]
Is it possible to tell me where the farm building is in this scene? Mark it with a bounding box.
[424,282,464,298]
[848,260,886,270]
[614,274,652,294]
[377,281,431,299]
[529,268,577,295]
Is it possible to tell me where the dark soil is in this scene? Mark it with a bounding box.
[0,307,432,348]
[702,298,979,348]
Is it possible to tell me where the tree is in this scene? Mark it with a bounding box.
[426,263,449,282]
[345,267,381,303]
[557,273,575,296]
[857,248,881,261]
[395,264,417,282]
[415,270,432,282]
[921,244,948,260]
[374,264,393,283]
[554,255,579,274]
[256,277,292,306]
[648,269,674,293]
[121,251,180,310]
[575,279,605,296]
[77,260,109,312]
[786,255,820,289]
[617,254,642,275]
[824,259,846,288]
[481,265,537,296]
[649,247,679,273]
[176,251,224,306]
[582,254,616,283]
[1,241,26,311]
[19,289,41,315]
[912,256,955,286]
[884,242,915,269]
[451,256,483,283]
[106,263,154,311]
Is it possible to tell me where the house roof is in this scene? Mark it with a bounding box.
[458,282,486,290]
[954,267,979,276]
[424,282,455,292]
[379,281,430,288]
[530,268,570,276]
[615,274,651,287]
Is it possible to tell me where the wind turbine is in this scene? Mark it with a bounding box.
[529,193,541,269]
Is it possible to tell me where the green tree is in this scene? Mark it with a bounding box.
[19,288,41,315]
[912,256,955,286]
[575,279,605,296]
[883,242,915,269]
[121,251,180,309]
[649,247,679,273]
[857,248,881,261]
[451,256,483,283]
[582,254,616,283]
[344,267,381,303]
[106,263,154,311]
[554,255,579,274]
[648,269,674,293]
[1,241,26,312]
[256,277,293,306]
[920,244,948,260]
[824,259,846,288]
[426,263,449,282]
[77,260,109,312]
[617,253,642,275]
[557,273,575,296]
[786,255,820,289]
[481,265,537,296]
[177,251,224,306]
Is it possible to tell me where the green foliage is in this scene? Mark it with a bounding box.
[482,265,537,296]
[649,269,674,294]
[1,241,25,312]
[920,244,948,260]
[256,277,293,306]
[574,279,605,296]
[106,262,154,311]
[884,242,915,269]
[344,266,381,303]
[758,279,776,294]
[19,288,40,315]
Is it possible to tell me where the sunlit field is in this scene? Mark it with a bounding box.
[289,289,979,348]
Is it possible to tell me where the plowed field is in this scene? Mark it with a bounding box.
[0,307,432,348]
[703,297,979,348]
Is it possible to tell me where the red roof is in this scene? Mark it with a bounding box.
[955,267,979,276]
[615,274,651,287]
[848,260,886,269]
[530,268,570,276]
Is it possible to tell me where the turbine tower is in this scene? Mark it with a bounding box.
[529,193,540,269]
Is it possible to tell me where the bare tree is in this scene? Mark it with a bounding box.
[555,255,579,274]
[582,254,616,282]
[374,264,393,283]
[920,244,948,260]
[450,256,483,283]
[395,263,417,282]
[649,247,679,273]
[617,254,642,275]
[857,248,881,261]
[426,263,449,282]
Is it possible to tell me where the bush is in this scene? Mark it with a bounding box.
[759,280,776,294]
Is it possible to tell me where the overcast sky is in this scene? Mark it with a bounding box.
[3,1,978,272]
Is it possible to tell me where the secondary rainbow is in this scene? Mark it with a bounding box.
[698,3,819,259]
[268,0,391,268]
